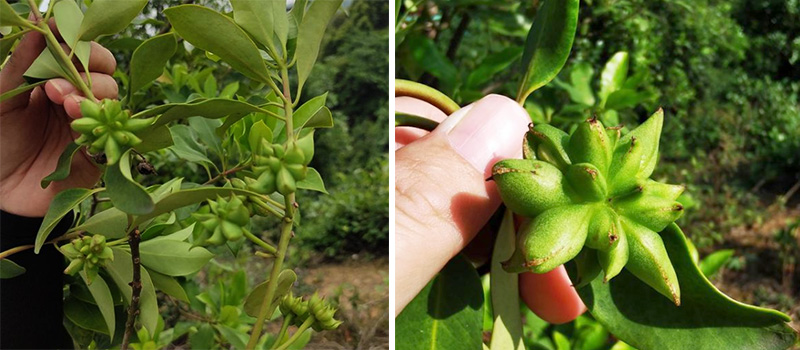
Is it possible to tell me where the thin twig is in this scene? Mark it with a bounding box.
[203,164,249,185]
[121,229,142,350]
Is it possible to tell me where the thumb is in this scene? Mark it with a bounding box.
[395,94,530,315]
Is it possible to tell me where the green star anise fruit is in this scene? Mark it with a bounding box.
[70,99,153,165]
[493,109,685,305]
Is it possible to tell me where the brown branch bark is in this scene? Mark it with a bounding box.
[121,229,142,350]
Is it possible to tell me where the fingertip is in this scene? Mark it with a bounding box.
[64,95,85,119]
[44,79,77,104]
[519,266,587,324]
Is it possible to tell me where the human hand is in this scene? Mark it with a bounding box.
[395,94,586,323]
[0,19,118,217]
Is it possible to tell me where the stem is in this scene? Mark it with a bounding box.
[274,314,292,348]
[395,79,460,115]
[274,316,314,350]
[243,229,277,254]
[203,164,250,185]
[395,112,440,131]
[26,0,42,20]
[251,196,285,219]
[120,229,142,350]
[246,63,297,350]
[0,245,33,260]
[0,231,82,260]
[39,23,96,101]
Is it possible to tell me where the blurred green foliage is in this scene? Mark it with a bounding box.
[397,0,800,248]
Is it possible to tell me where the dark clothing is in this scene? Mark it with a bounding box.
[0,210,73,349]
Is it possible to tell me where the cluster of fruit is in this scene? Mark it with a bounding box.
[61,235,114,283]
[244,133,314,196]
[192,196,252,246]
[280,292,342,331]
[70,99,153,165]
[493,110,685,304]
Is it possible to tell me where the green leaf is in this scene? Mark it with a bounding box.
[139,240,214,276]
[104,150,154,215]
[74,208,128,239]
[396,255,483,349]
[231,0,287,51]
[78,0,146,41]
[516,0,579,102]
[243,269,297,317]
[296,167,327,193]
[295,0,342,91]
[130,33,177,95]
[188,117,223,156]
[148,269,189,302]
[466,47,523,88]
[0,80,45,103]
[132,187,281,227]
[216,325,249,349]
[401,34,458,92]
[41,142,81,188]
[0,0,31,27]
[164,5,271,83]
[80,272,116,339]
[168,124,214,166]
[105,247,159,337]
[554,62,596,106]
[138,98,267,128]
[134,125,174,154]
[576,224,798,350]
[604,89,652,111]
[489,210,525,350]
[23,48,69,80]
[0,259,26,279]
[35,188,100,253]
[598,52,629,108]
[64,298,109,334]
[699,249,735,278]
[289,92,333,132]
[1,29,27,64]
[53,0,90,70]
[248,121,274,152]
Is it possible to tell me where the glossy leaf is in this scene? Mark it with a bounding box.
[148,269,189,302]
[105,247,159,336]
[139,240,214,276]
[35,188,100,253]
[292,92,332,130]
[295,0,343,91]
[396,255,483,349]
[41,142,81,188]
[0,259,26,279]
[74,208,128,239]
[104,150,154,215]
[80,272,116,339]
[79,0,147,41]
[576,224,798,350]
[243,269,297,317]
[489,210,525,350]
[699,249,734,278]
[164,5,271,83]
[231,0,287,51]
[64,298,109,334]
[1,0,29,27]
[53,0,91,70]
[134,124,173,154]
[138,98,267,128]
[598,52,629,108]
[296,167,327,193]
[517,0,579,102]
[132,187,281,227]
[130,33,177,95]
[24,49,69,80]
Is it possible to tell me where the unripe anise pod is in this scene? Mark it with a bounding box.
[71,99,153,165]
[493,109,684,305]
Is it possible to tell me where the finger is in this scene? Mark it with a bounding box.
[0,19,64,112]
[395,97,449,149]
[519,267,587,324]
[44,73,118,105]
[395,94,530,315]
[72,42,117,75]
[63,94,86,119]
